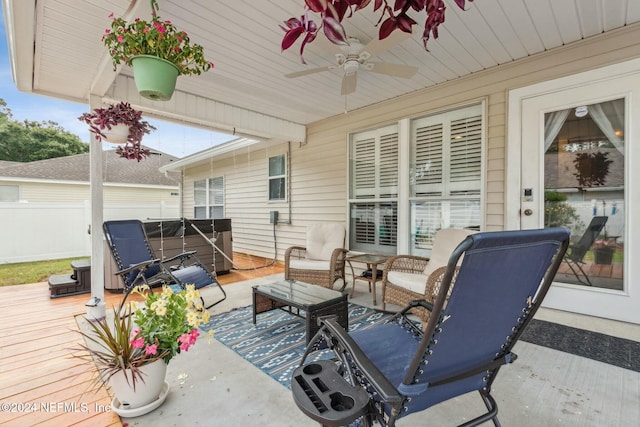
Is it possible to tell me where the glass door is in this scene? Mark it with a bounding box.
[515,61,640,323]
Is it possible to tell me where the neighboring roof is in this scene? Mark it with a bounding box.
[0,149,179,186]
[0,160,21,168]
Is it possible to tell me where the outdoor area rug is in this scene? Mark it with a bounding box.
[199,303,393,389]
[199,303,640,392]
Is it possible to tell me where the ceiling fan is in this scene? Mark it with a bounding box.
[284,33,418,95]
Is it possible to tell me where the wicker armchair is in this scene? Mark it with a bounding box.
[284,223,347,290]
[381,228,475,323]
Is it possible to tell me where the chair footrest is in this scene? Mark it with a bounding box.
[292,360,370,427]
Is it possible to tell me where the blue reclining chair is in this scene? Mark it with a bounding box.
[292,228,570,427]
[103,219,226,310]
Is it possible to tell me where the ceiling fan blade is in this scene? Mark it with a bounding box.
[285,66,334,78]
[362,30,411,58]
[341,72,357,95]
[369,62,418,79]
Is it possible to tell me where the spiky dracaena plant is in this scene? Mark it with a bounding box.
[75,306,166,390]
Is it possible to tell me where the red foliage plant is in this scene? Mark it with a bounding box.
[281,0,475,63]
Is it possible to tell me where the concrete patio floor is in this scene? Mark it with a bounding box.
[121,273,640,427]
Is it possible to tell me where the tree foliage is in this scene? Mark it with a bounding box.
[0,98,89,162]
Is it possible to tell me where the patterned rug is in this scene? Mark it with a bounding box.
[199,303,393,389]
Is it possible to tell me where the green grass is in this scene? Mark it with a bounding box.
[0,257,88,287]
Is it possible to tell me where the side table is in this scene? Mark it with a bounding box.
[346,253,389,305]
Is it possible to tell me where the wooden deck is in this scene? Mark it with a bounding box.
[0,254,283,427]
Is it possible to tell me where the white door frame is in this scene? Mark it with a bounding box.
[507,58,640,324]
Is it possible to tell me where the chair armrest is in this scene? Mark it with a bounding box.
[285,246,307,263]
[160,250,197,265]
[317,317,404,405]
[115,258,161,276]
[412,266,460,309]
[382,255,430,283]
[329,248,348,268]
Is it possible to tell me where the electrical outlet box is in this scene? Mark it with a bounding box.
[270,210,279,225]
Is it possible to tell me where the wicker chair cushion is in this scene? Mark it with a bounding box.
[289,259,332,271]
[423,228,477,276]
[386,271,427,294]
[306,223,345,261]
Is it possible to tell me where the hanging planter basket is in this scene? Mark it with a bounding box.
[131,55,180,101]
[103,123,131,144]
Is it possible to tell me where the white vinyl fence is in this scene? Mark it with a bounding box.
[0,201,179,264]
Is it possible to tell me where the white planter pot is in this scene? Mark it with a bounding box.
[103,123,130,144]
[108,359,168,413]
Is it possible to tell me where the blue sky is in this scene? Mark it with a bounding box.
[0,7,234,158]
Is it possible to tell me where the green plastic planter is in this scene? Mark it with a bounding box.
[131,55,180,101]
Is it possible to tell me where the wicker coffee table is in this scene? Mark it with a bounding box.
[252,279,349,343]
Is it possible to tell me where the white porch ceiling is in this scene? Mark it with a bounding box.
[5,0,640,139]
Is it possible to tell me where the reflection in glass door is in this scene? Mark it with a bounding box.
[543,99,625,290]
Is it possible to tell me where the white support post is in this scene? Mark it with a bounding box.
[86,94,106,320]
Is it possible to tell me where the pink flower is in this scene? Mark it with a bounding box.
[131,338,145,349]
[117,35,124,43]
[178,333,192,352]
[145,343,158,355]
[129,328,141,340]
[153,21,166,33]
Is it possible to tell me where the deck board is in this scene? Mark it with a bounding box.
[0,254,283,427]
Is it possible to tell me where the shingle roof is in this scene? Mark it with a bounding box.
[0,148,179,186]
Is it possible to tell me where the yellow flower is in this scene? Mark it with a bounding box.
[187,311,198,327]
[161,286,173,298]
[155,305,167,316]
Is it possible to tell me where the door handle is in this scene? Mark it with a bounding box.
[523,209,533,216]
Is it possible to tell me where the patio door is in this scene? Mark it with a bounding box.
[510,59,640,324]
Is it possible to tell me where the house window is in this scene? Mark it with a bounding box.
[194,176,224,218]
[410,104,482,255]
[0,185,19,202]
[347,105,483,255]
[269,155,286,201]
[348,124,398,254]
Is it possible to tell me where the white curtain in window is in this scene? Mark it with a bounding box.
[544,109,570,151]
[589,103,625,155]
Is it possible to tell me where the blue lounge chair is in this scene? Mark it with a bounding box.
[103,219,226,310]
[291,228,570,427]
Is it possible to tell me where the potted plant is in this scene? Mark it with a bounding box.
[78,101,156,161]
[592,238,616,265]
[102,0,214,101]
[281,0,474,62]
[76,284,212,416]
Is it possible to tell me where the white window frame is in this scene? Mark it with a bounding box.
[348,124,399,254]
[194,176,224,219]
[347,103,485,255]
[409,104,484,255]
[268,154,286,201]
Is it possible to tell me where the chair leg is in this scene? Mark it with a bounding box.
[457,391,499,427]
[564,260,593,286]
